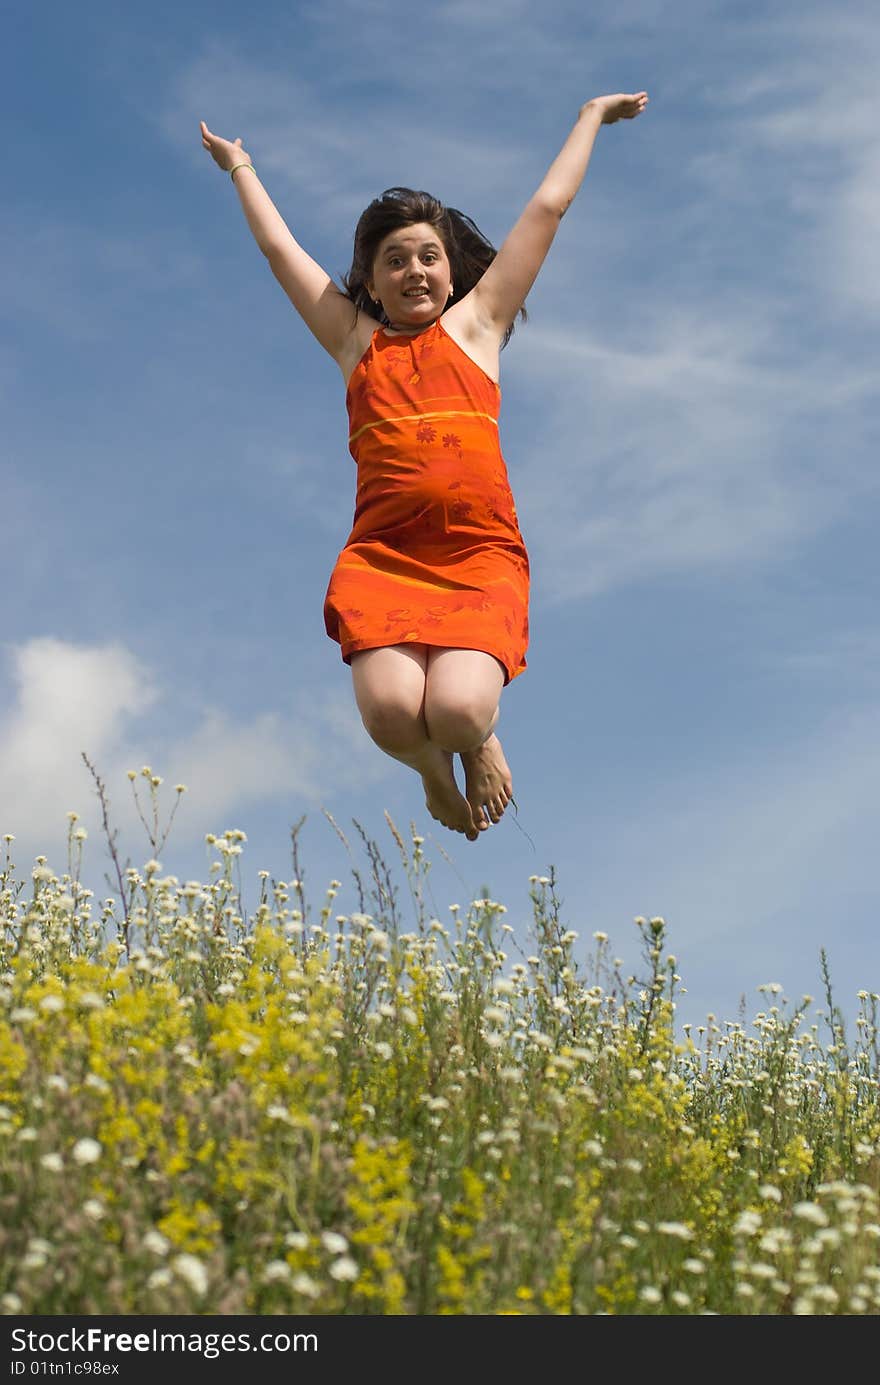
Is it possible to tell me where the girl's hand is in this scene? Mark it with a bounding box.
[199,120,253,173]
[581,92,649,124]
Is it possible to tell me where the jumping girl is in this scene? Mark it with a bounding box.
[200,92,648,843]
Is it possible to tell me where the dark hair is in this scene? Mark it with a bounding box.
[340,187,526,348]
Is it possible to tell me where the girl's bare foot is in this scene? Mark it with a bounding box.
[460,733,513,829]
[422,751,480,841]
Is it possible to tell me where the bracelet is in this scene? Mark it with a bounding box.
[230,162,256,181]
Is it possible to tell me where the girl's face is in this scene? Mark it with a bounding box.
[367,222,453,330]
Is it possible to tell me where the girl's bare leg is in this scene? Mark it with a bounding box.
[350,645,480,840]
[424,648,513,830]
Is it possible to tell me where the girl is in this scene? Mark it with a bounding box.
[200,92,648,843]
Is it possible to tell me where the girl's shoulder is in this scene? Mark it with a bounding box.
[338,312,383,390]
[439,304,501,386]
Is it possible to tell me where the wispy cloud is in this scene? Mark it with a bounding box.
[169,39,535,239]
[505,303,873,600]
[701,9,880,319]
[0,214,204,345]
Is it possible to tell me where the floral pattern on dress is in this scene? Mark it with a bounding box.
[442,432,463,461]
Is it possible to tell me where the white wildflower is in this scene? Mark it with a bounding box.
[71,1138,102,1165]
[143,1230,170,1256]
[172,1253,208,1297]
[483,1006,508,1024]
[657,1222,693,1240]
[321,1231,348,1255]
[733,1209,762,1236]
[793,1202,829,1227]
[292,1273,320,1298]
[758,1183,782,1203]
[329,1256,358,1282]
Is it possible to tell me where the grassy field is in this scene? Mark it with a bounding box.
[1,775,878,1315]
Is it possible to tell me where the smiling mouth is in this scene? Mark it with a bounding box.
[403,289,429,297]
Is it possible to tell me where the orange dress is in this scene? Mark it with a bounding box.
[323,318,530,684]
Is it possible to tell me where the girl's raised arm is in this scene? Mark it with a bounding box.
[200,121,358,361]
[469,93,648,337]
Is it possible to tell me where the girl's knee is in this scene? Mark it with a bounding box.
[425,694,496,753]
[359,696,423,753]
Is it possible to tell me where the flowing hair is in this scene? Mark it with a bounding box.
[340,187,526,348]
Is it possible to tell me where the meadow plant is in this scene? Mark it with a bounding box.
[0,774,878,1315]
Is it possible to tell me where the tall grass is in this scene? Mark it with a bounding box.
[1,771,878,1315]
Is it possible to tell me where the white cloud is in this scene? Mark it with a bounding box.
[0,637,157,842]
[163,690,376,835]
[0,637,381,866]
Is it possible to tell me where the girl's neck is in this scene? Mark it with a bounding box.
[382,317,439,336]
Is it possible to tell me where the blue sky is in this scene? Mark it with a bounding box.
[3,0,878,1031]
